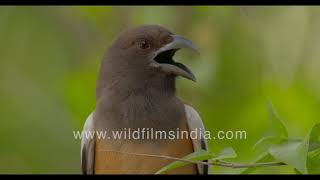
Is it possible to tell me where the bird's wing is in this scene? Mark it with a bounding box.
[81,112,96,174]
[184,104,209,175]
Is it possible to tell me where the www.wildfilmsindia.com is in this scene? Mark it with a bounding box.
[73,128,247,141]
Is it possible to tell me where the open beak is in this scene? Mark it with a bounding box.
[151,35,199,82]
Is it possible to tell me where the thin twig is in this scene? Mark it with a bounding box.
[101,149,210,165]
[215,159,286,168]
[100,149,287,169]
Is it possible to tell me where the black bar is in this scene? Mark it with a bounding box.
[1,0,320,6]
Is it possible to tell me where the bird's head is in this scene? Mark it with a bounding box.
[107,25,199,82]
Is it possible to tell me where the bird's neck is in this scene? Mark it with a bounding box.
[97,70,177,101]
[95,74,185,131]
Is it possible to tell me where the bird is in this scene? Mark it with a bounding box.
[81,25,208,174]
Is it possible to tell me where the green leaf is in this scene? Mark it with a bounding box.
[307,124,320,149]
[309,142,320,152]
[294,168,302,174]
[268,101,288,138]
[269,140,308,174]
[268,123,320,174]
[253,136,285,152]
[155,149,215,174]
[212,147,237,160]
[307,148,320,174]
[306,124,320,174]
[155,147,237,174]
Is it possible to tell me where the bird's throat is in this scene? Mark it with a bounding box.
[95,75,185,132]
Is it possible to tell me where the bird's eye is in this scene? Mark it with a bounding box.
[137,39,150,50]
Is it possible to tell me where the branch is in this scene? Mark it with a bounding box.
[214,159,286,168]
[100,149,287,169]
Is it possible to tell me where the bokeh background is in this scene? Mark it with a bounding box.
[0,6,320,174]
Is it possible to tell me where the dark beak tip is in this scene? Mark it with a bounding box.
[191,76,197,82]
[186,72,197,82]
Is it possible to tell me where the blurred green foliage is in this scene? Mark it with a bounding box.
[0,6,320,174]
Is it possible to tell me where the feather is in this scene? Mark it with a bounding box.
[185,104,209,175]
[81,112,96,174]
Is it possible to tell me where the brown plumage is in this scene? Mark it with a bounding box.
[81,25,208,174]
